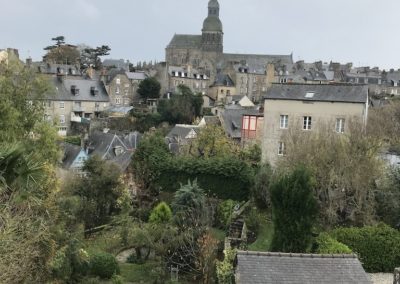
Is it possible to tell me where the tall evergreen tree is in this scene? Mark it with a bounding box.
[270,166,318,253]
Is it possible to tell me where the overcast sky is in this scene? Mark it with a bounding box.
[1,0,399,69]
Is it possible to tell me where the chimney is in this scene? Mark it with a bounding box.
[86,66,94,79]
[26,57,32,66]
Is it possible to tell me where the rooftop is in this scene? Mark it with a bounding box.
[236,251,372,284]
[265,83,368,104]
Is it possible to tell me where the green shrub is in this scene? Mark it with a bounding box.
[217,200,237,228]
[245,207,263,235]
[216,249,236,284]
[149,202,172,224]
[314,233,352,254]
[330,224,400,272]
[90,252,120,279]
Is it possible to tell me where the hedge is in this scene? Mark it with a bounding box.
[314,233,352,254]
[154,156,254,201]
[330,224,400,272]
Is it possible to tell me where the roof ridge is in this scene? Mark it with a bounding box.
[237,250,357,259]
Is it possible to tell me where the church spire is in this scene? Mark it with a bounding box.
[208,0,219,17]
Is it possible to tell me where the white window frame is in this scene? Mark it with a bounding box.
[280,115,288,129]
[116,78,121,85]
[116,97,122,105]
[59,101,65,109]
[335,118,345,133]
[278,142,285,156]
[303,116,312,130]
[59,115,65,124]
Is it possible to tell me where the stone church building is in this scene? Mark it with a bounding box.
[165,0,294,101]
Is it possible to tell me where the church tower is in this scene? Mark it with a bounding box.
[201,0,223,53]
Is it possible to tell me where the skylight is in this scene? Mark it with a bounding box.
[305,92,315,98]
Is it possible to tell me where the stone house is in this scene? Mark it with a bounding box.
[166,65,210,95]
[104,69,147,106]
[235,251,371,284]
[262,83,369,166]
[43,74,110,136]
[209,73,236,103]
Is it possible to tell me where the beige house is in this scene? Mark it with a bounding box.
[209,73,236,103]
[262,83,369,166]
[44,75,110,136]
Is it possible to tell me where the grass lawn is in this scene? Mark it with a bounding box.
[248,220,274,252]
[119,262,161,283]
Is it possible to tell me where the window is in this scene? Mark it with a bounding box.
[335,118,345,133]
[303,116,312,130]
[116,97,121,105]
[116,86,120,94]
[59,101,65,109]
[95,102,100,111]
[60,115,65,124]
[280,115,288,129]
[278,142,285,156]
[116,78,121,85]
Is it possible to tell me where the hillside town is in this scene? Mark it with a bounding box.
[1,0,400,283]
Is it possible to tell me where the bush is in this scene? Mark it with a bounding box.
[245,207,263,236]
[156,156,254,201]
[217,200,237,228]
[149,202,172,224]
[330,224,400,272]
[314,233,352,254]
[90,252,120,279]
[216,249,236,284]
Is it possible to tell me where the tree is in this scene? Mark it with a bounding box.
[69,156,125,232]
[131,131,171,191]
[44,36,65,50]
[252,163,273,209]
[137,77,161,101]
[157,84,203,124]
[172,180,208,228]
[80,45,111,70]
[270,166,318,253]
[0,143,59,283]
[43,36,80,64]
[185,124,239,158]
[278,120,382,226]
[149,202,172,224]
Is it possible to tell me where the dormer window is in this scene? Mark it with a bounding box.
[114,146,125,156]
[90,86,99,96]
[71,85,80,95]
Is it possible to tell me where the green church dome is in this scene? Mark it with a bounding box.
[202,16,223,32]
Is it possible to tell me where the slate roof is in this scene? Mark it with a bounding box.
[235,251,372,284]
[265,83,368,104]
[126,71,147,80]
[212,73,234,87]
[220,106,260,139]
[167,34,202,49]
[35,62,81,76]
[202,116,221,126]
[88,131,141,171]
[46,76,109,102]
[103,59,129,71]
[61,143,83,169]
[223,53,294,72]
[166,125,200,140]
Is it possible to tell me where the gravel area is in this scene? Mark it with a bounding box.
[369,273,393,284]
